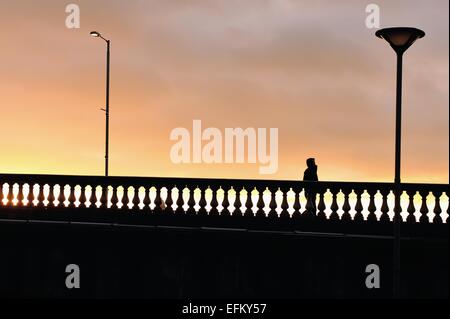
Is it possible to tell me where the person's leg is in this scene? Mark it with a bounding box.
[305,190,316,215]
[311,192,317,215]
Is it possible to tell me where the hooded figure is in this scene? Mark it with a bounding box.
[303,158,318,181]
[303,158,318,213]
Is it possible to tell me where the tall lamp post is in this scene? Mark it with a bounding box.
[375,27,425,298]
[90,31,111,177]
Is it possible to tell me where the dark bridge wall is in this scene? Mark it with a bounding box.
[0,221,447,299]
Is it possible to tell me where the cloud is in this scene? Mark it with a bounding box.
[0,0,447,182]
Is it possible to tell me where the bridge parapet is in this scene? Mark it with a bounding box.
[0,174,448,235]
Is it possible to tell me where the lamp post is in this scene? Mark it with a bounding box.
[375,27,425,298]
[90,31,111,177]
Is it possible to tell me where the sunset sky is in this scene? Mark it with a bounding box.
[0,0,448,183]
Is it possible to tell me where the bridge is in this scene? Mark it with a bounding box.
[0,173,448,298]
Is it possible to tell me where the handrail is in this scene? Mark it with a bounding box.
[0,173,447,189]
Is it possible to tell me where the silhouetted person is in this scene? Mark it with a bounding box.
[303,158,318,182]
[303,158,318,213]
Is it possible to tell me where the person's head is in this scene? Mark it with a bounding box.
[306,158,316,168]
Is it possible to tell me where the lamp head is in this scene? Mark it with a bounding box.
[375,27,425,54]
[90,31,101,38]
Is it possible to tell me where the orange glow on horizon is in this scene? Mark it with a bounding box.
[0,0,448,183]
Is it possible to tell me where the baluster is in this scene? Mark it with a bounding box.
[268,186,278,218]
[304,184,317,218]
[164,186,174,214]
[393,189,403,223]
[292,186,302,218]
[232,186,243,217]
[280,186,289,219]
[122,186,130,209]
[379,189,390,223]
[27,183,35,207]
[175,185,185,215]
[198,187,207,216]
[110,186,119,209]
[367,189,377,222]
[352,189,363,222]
[255,186,266,218]
[99,185,108,209]
[0,183,3,206]
[57,184,65,208]
[406,190,416,223]
[47,184,56,208]
[244,187,254,217]
[419,190,429,224]
[132,186,141,211]
[3,183,9,206]
[447,192,449,223]
[329,188,339,221]
[210,185,219,216]
[6,183,14,207]
[341,188,351,221]
[220,186,230,217]
[37,184,45,208]
[186,186,196,215]
[90,185,98,208]
[153,186,163,213]
[142,187,151,212]
[68,185,76,208]
[17,183,25,207]
[78,185,86,208]
[317,190,326,220]
[432,191,443,223]
[292,186,301,218]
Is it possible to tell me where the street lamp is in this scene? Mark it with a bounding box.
[376,27,425,298]
[90,31,111,177]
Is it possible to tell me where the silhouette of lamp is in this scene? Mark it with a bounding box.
[90,31,111,177]
[375,27,424,185]
[375,27,425,298]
